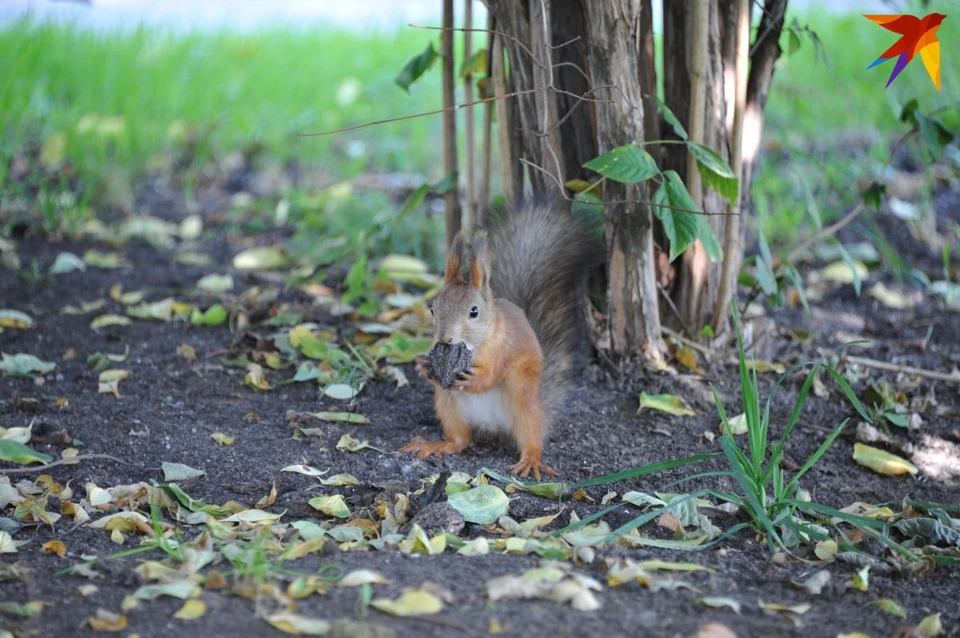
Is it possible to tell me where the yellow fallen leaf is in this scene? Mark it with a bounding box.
[853,442,919,476]
[265,612,330,635]
[758,600,811,614]
[245,364,271,391]
[918,613,942,637]
[371,590,443,617]
[211,432,235,445]
[638,392,695,417]
[745,360,785,374]
[98,369,129,398]
[42,540,67,557]
[90,314,132,331]
[173,599,207,620]
[821,260,868,285]
[88,609,128,632]
[177,344,197,360]
[867,282,914,310]
[0,310,33,329]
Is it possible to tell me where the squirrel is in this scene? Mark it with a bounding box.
[400,200,599,480]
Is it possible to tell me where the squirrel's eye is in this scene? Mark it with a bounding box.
[469,306,479,319]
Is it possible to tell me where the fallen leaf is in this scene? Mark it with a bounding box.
[853,442,919,476]
[179,215,203,240]
[161,462,206,482]
[42,540,67,557]
[245,363,272,391]
[88,609,128,632]
[338,569,388,587]
[61,299,106,315]
[233,246,287,270]
[133,582,198,600]
[191,304,228,326]
[758,600,811,614]
[265,612,330,635]
[866,598,906,618]
[308,495,351,518]
[918,613,943,637]
[821,260,868,285]
[719,413,748,436]
[196,273,234,292]
[0,601,45,618]
[177,344,197,360]
[867,282,914,309]
[83,250,127,269]
[0,440,54,465]
[323,384,360,400]
[371,590,443,617]
[49,251,87,275]
[815,539,838,561]
[794,569,830,595]
[336,434,385,453]
[98,369,130,397]
[0,310,34,329]
[173,599,206,620]
[697,597,742,614]
[318,473,360,487]
[447,485,510,525]
[211,432,235,445]
[90,314,131,331]
[638,392,695,417]
[0,353,55,378]
[744,360,785,374]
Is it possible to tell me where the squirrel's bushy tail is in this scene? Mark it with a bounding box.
[487,199,601,429]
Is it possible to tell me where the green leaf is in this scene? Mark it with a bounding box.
[653,180,694,262]
[655,171,721,262]
[688,143,738,206]
[652,95,688,140]
[397,183,430,220]
[432,170,459,195]
[447,485,510,524]
[395,42,438,92]
[0,353,56,378]
[49,251,86,274]
[787,31,802,55]
[459,48,487,78]
[190,304,228,326]
[0,440,53,465]
[915,112,954,162]
[584,145,659,184]
[861,181,886,211]
[867,599,907,618]
[756,230,778,296]
[309,495,351,518]
[638,392,695,417]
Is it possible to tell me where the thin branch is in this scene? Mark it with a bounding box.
[409,22,540,68]
[844,355,960,384]
[785,202,864,264]
[299,89,538,138]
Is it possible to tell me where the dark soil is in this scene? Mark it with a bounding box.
[2,193,960,638]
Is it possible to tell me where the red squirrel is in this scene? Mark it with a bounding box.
[401,201,598,480]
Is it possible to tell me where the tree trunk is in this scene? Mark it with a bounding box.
[441,0,461,249]
[479,0,786,358]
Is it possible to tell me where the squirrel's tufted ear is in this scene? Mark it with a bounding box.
[469,231,491,298]
[444,232,466,283]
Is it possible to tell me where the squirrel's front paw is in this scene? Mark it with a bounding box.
[449,368,474,391]
[511,451,558,481]
[415,355,433,380]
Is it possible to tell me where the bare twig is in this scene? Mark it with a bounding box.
[844,356,960,384]
[479,12,494,217]
[785,202,864,264]
[0,454,128,475]
[662,325,717,359]
[300,89,539,138]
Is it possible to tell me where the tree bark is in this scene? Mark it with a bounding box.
[583,0,663,359]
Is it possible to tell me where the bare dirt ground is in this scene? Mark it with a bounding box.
[2,182,959,637]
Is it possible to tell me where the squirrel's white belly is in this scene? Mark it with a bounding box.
[452,387,512,433]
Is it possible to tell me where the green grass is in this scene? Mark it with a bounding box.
[756,0,960,243]
[1,3,957,254]
[0,19,445,203]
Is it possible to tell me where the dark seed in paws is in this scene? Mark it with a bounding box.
[428,342,473,389]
